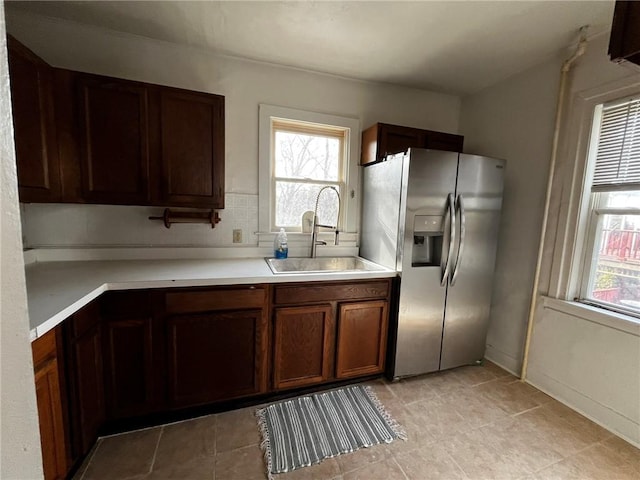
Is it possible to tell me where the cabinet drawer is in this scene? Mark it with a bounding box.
[166,286,266,314]
[273,280,389,305]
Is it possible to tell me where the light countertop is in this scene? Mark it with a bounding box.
[26,257,396,341]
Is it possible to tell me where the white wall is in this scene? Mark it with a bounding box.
[6,9,461,249]
[0,4,44,478]
[461,32,640,444]
[459,49,564,373]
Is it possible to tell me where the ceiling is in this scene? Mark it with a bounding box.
[5,1,616,95]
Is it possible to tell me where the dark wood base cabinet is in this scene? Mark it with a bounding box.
[32,329,68,480]
[31,278,393,477]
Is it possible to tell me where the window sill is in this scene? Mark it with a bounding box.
[543,297,640,337]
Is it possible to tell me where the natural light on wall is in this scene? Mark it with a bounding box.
[581,95,640,317]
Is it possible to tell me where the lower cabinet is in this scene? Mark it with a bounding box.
[273,304,335,390]
[271,279,392,390]
[32,329,69,480]
[101,290,161,419]
[165,286,269,408]
[336,300,389,378]
[32,277,392,475]
[167,309,268,407]
[65,302,105,458]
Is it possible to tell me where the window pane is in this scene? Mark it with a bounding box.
[603,190,640,208]
[274,131,340,181]
[275,181,340,229]
[588,213,640,312]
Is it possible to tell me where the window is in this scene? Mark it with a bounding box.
[580,96,640,317]
[271,119,345,231]
[258,105,360,236]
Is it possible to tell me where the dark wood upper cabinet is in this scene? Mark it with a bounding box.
[361,122,464,165]
[609,1,640,67]
[77,74,151,205]
[159,90,225,208]
[7,36,61,202]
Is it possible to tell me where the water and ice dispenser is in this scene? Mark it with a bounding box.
[411,215,444,267]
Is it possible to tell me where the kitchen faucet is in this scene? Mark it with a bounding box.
[310,186,340,258]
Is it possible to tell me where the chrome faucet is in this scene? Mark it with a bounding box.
[310,186,341,258]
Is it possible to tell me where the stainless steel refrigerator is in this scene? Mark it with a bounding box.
[360,148,504,378]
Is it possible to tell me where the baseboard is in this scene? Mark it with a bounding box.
[484,344,521,376]
[526,364,640,447]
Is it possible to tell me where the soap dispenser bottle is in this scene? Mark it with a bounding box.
[274,228,288,259]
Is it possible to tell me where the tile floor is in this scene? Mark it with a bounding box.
[74,362,639,480]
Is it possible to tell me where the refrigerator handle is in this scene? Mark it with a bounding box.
[440,193,456,286]
[451,194,466,286]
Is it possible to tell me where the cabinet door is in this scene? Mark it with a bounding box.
[378,124,426,161]
[103,318,156,419]
[273,304,335,390]
[167,309,268,408]
[159,90,224,208]
[609,1,640,65]
[66,302,105,459]
[336,301,389,379]
[7,36,61,202]
[33,329,68,480]
[77,74,151,204]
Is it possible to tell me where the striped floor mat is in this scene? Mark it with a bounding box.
[256,385,406,478]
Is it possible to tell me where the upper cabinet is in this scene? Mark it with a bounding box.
[361,122,464,166]
[8,37,225,209]
[7,36,61,203]
[159,89,224,208]
[76,74,152,205]
[609,1,640,67]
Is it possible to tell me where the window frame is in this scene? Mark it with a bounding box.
[573,93,640,318]
[258,104,360,235]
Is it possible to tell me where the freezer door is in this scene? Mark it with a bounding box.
[440,155,504,370]
[360,155,405,270]
[394,149,458,377]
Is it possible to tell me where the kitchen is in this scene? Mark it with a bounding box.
[1,1,639,479]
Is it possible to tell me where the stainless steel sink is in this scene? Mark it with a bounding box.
[266,256,388,274]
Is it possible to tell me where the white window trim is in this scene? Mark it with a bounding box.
[258,104,360,237]
[546,76,640,305]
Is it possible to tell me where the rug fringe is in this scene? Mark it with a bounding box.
[255,407,274,480]
[362,385,408,441]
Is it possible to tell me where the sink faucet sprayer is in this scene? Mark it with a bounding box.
[310,186,340,258]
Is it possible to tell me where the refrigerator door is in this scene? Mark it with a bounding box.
[360,155,405,270]
[440,155,504,370]
[394,149,459,377]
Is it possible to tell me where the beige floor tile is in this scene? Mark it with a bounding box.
[442,427,535,479]
[451,364,500,386]
[342,458,407,480]
[145,455,215,479]
[394,443,466,480]
[152,415,216,471]
[473,377,546,415]
[216,406,261,453]
[441,387,510,429]
[536,443,639,479]
[214,444,267,480]
[277,458,341,479]
[83,428,162,480]
[405,396,468,440]
[72,440,101,480]
[335,443,392,474]
[600,436,640,473]
[482,360,513,378]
